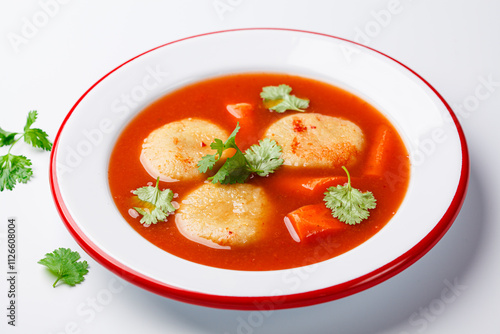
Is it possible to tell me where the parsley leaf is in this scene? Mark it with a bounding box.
[0,110,52,191]
[133,177,176,226]
[245,138,284,177]
[38,248,89,287]
[323,166,377,225]
[198,124,284,184]
[0,154,33,191]
[260,84,310,113]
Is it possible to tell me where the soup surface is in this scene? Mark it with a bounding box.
[108,73,410,271]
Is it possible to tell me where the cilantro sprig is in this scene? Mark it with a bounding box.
[133,177,176,226]
[260,84,309,113]
[0,111,52,191]
[198,123,250,184]
[197,123,283,184]
[323,166,377,225]
[38,248,89,288]
[245,138,284,177]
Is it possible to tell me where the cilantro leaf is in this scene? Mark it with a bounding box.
[0,128,18,147]
[208,150,250,184]
[38,248,89,287]
[261,84,292,98]
[134,207,168,227]
[197,123,241,174]
[198,123,251,184]
[24,128,52,151]
[323,166,377,225]
[0,111,52,191]
[198,124,284,184]
[221,123,240,150]
[132,177,176,226]
[0,154,33,191]
[245,138,284,177]
[24,110,38,132]
[210,138,226,157]
[22,111,52,151]
[197,154,218,173]
[260,84,310,113]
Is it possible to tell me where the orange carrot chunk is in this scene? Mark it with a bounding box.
[226,103,253,119]
[364,125,392,176]
[267,175,348,199]
[301,176,348,194]
[285,203,347,241]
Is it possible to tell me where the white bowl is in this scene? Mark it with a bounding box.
[50,29,469,309]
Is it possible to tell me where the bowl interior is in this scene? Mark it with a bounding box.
[52,29,465,299]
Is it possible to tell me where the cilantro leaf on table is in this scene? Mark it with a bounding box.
[260,84,310,113]
[23,111,52,151]
[245,138,284,177]
[0,154,33,191]
[132,177,176,226]
[198,123,284,184]
[24,110,38,131]
[23,128,52,151]
[38,248,89,287]
[0,110,52,191]
[0,128,18,147]
[323,166,377,225]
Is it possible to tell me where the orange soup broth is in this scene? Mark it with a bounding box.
[108,73,410,271]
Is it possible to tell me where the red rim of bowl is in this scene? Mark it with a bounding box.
[49,28,470,310]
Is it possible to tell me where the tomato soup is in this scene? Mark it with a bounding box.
[108,73,410,271]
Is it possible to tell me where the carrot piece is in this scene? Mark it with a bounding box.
[364,126,392,176]
[267,175,348,199]
[301,176,348,194]
[226,103,253,119]
[285,203,347,242]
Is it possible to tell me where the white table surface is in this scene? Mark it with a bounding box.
[1,1,499,333]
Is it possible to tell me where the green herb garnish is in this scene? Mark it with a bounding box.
[260,84,309,113]
[323,166,377,225]
[245,138,284,177]
[38,248,89,288]
[0,111,52,191]
[197,123,283,184]
[133,177,176,226]
[197,123,249,183]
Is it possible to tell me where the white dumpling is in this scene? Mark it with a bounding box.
[264,113,364,168]
[140,118,228,182]
[175,183,270,248]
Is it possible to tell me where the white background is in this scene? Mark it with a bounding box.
[0,0,498,333]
